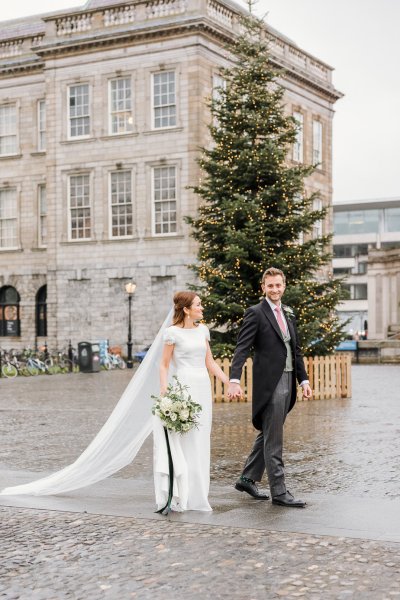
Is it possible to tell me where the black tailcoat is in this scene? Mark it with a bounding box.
[230,299,308,430]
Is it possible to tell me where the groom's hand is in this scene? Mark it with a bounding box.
[227,382,243,400]
[301,383,312,399]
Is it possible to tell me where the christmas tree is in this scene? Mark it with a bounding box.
[187,16,346,357]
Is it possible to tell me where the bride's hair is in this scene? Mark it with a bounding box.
[173,291,198,326]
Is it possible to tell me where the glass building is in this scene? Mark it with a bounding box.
[333,197,400,337]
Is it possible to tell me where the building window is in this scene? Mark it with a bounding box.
[69,174,91,240]
[312,198,323,239]
[312,120,322,165]
[152,166,177,235]
[109,78,133,135]
[356,262,368,275]
[38,99,46,151]
[333,267,352,275]
[0,104,17,156]
[384,207,400,233]
[212,74,226,125]
[292,111,303,163]
[342,283,368,300]
[0,286,20,336]
[333,244,369,258]
[38,184,47,247]
[212,74,226,100]
[334,210,380,235]
[110,170,133,237]
[36,285,47,338]
[68,84,90,138]
[0,188,18,249]
[153,71,176,129]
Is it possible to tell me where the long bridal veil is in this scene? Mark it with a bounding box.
[0,309,173,497]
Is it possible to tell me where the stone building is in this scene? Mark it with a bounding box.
[0,0,342,353]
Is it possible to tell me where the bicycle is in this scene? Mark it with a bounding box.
[101,352,126,370]
[23,349,54,376]
[46,352,78,374]
[0,350,29,378]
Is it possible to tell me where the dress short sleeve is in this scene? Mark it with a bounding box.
[201,323,210,341]
[163,327,175,345]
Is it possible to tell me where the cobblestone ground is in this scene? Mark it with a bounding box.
[1,506,400,600]
[1,365,400,598]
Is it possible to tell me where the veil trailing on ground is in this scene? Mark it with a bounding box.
[0,309,173,497]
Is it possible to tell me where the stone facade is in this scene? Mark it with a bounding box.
[367,248,400,340]
[0,0,341,352]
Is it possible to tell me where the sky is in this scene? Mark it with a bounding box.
[1,0,399,203]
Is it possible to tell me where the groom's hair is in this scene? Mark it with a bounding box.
[261,267,286,284]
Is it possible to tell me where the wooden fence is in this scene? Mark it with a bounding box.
[210,353,352,402]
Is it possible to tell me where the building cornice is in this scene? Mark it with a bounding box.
[0,0,342,100]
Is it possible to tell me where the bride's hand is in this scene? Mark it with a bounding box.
[160,386,167,397]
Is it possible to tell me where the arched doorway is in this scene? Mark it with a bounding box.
[36,285,47,338]
[0,286,21,336]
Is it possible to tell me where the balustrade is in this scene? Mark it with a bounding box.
[104,6,136,27]
[207,0,233,29]
[56,13,92,36]
[0,40,23,59]
[145,0,188,19]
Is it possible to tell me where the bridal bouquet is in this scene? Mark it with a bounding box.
[152,376,202,434]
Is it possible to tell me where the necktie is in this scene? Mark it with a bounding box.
[274,306,287,335]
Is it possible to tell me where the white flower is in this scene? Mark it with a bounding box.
[179,409,190,421]
[170,413,177,422]
[160,398,173,412]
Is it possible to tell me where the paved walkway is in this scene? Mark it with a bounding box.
[0,366,399,598]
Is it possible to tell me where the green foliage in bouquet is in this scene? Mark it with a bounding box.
[151,376,202,434]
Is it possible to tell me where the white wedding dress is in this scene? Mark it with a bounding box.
[154,323,212,512]
[0,311,213,514]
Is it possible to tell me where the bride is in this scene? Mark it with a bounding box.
[1,291,231,513]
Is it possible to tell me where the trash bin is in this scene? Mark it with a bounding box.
[78,342,101,373]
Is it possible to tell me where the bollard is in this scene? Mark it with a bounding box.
[68,339,73,372]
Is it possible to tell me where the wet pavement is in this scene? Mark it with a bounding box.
[0,365,400,598]
[1,365,399,498]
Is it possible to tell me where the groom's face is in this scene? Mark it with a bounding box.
[262,275,286,305]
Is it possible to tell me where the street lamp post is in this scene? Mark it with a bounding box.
[125,282,136,369]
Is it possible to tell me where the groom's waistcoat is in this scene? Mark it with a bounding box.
[282,330,293,372]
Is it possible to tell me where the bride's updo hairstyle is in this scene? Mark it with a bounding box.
[173,291,197,327]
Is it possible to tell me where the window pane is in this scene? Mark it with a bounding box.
[38,185,47,246]
[153,72,176,129]
[312,120,322,165]
[109,78,133,134]
[292,111,303,163]
[69,175,91,239]
[38,100,46,151]
[334,210,379,235]
[69,85,90,137]
[0,105,17,155]
[0,189,17,248]
[153,166,176,234]
[384,207,400,232]
[110,171,133,237]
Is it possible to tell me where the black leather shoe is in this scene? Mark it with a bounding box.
[272,491,306,508]
[235,477,270,500]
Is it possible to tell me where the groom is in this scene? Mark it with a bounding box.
[228,267,312,508]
